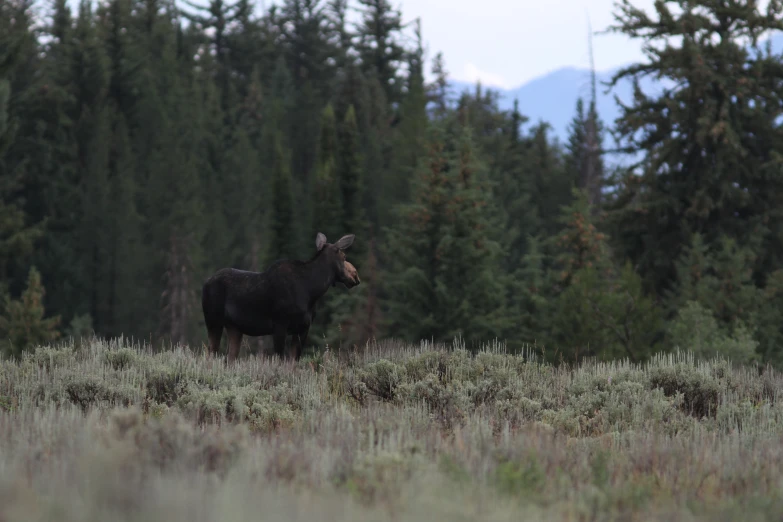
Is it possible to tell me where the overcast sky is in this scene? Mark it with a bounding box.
[395,0,658,88]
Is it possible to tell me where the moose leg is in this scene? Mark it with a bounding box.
[226,327,243,364]
[207,327,223,358]
[272,323,288,359]
[290,325,310,361]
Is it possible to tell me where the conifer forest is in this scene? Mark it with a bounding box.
[2,0,783,368]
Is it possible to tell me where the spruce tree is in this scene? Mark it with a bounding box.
[268,131,296,262]
[222,125,263,269]
[0,28,44,285]
[547,190,662,363]
[105,109,144,337]
[565,96,605,210]
[429,51,449,118]
[0,266,61,357]
[384,21,428,225]
[337,105,366,252]
[152,60,207,346]
[355,0,406,105]
[307,104,343,347]
[383,124,451,342]
[312,103,343,240]
[495,99,540,274]
[667,232,763,338]
[280,0,335,187]
[512,235,550,348]
[605,0,783,293]
[435,123,512,346]
[384,118,512,346]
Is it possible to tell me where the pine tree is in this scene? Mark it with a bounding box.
[428,51,449,118]
[355,0,406,105]
[0,27,44,284]
[604,0,783,293]
[550,188,612,291]
[17,0,83,325]
[382,124,451,342]
[383,119,512,346]
[105,109,144,337]
[512,235,550,348]
[668,232,763,334]
[325,0,352,70]
[527,122,571,238]
[565,98,586,185]
[312,103,343,240]
[547,189,662,362]
[0,266,61,357]
[222,125,263,269]
[99,0,143,121]
[384,19,428,225]
[495,99,540,273]
[565,98,604,210]
[79,107,112,335]
[179,0,237,111]
[268,131,296,262]
[280,0,336,188]
[150,53,208,346]
[435,123,512,346]
[307,103,344,347]
[337,105,366,250]
[195,73,232,272]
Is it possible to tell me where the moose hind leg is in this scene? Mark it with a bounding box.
[291,325,310,361]
[226,327,243,364]
[207,327,223,358]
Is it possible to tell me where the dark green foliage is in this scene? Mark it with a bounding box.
[355,0,406,105]
[604,0,783,294]
[381,124,453,343]
[546,190,662,362]
[312,103,343,239]
[337,105,366,250]
[565,97,604,209]
[648,363,722,418]
[0,266,61,357]
[0,0,44,284]
[382,119,512,347]
[1,0,782,368]
[268,131,296,262]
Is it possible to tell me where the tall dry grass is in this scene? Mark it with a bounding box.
[0,337,781,521]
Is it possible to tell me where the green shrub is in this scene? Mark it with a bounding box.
[648,364,722,418]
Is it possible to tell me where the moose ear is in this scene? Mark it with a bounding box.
[315,232,327,251]
[334,234,355,251]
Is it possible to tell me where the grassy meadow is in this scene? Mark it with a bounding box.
[0,338,782,521]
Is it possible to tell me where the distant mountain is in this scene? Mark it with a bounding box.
[445,32,783,160]
[447,67,663,148]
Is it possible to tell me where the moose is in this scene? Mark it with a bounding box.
[201,232,360,363]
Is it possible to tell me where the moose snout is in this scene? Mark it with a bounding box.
[344,261,360,287]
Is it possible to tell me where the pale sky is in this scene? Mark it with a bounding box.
[397,0,658,88]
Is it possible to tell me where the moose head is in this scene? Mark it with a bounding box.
[315,232,360,288]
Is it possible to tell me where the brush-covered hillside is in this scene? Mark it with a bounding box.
[0,338,782,521]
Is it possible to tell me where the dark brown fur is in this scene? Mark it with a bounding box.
[201,233,359,363]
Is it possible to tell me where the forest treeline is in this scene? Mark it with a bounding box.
[2,0,783,366]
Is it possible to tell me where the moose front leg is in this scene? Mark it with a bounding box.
[226,327,243,364]
[290,325,310,361]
